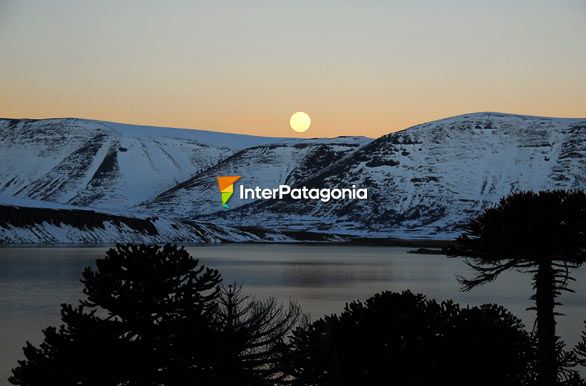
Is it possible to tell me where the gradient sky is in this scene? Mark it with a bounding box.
[1,0,585,138]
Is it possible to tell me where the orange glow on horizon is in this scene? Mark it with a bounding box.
[0,1,584,138]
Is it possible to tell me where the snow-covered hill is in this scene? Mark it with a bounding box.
[0,118,286,211]
[0,197,307,244]
[142,136,369,218]
[1,113,584,243]
[212,113,586,238]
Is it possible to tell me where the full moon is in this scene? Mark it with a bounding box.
[290,112,311,133]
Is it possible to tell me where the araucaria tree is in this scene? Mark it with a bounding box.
[446,190,586,385]
[213,284,300,385]
[10,244,223,385]
[9,244,299,386]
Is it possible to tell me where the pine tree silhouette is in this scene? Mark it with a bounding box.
[9,245,300,386]
[10,244,222,385]
[211,284,300,385]
[575,322,586,368]
[445,190,586,385]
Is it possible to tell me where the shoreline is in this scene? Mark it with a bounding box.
[0,237,452,249]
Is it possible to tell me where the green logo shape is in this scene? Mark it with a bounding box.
[217,176,241,208]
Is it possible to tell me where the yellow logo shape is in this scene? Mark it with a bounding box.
[217,176,241,208]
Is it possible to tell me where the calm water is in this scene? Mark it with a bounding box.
[1,244,585,384]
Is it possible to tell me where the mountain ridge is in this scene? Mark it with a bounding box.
[1,112,584,243]
[207,112,586,238]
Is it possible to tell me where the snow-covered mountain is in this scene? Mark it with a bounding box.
[0,196,317,244]
[142,136,369,218]
[0,118,286,211]
[1,113,585,243]
[211,113,586,238]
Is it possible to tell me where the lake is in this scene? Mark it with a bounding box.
[1,244,585,384]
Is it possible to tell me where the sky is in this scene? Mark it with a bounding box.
[1,0,585,138]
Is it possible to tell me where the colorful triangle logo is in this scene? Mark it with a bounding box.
[217,176,241,208]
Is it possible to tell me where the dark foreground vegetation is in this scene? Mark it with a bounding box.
[446,190,586,385]
[9,190,586,385]
[6,244,538,386]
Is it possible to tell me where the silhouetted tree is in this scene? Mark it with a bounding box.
[10,244,223,385]
[280,290,538,386]
[211,284,301,385]
[9,304,126,386]
[9,245,301,386]
[575,322,586,367]
[445,190,586,385]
